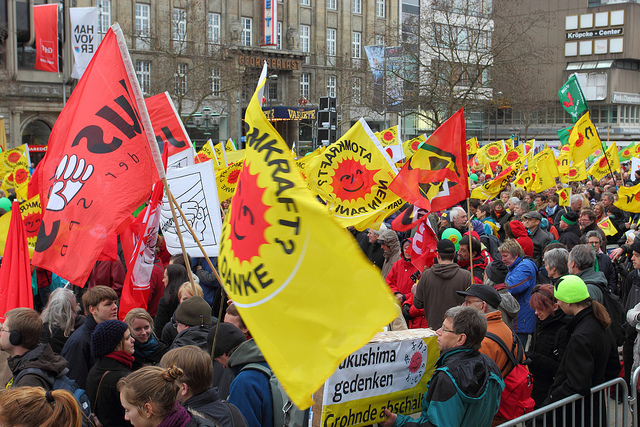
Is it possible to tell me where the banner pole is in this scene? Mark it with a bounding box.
[467,197,474,286]
[161,177,197,291]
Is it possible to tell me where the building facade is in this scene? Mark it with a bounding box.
[0,0,399,159]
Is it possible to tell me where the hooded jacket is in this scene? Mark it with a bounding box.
[379,229,402,278]
[386,239,418,299]
[227,339,273,427]
[7,343,68,389]
[558,222,581,249]
[509,221,534,257]
[575,268,606,304]
[414,262,472,330]
[393,347,504,427]
[505,256,537,334]
[184,387,248,427]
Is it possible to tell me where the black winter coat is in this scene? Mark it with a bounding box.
[184,388,248,427]
[544,306,620,426]
[154,296,179,338]
[558,223,581,249]
[86,357,133,427]
[60,315,98,389]
[526,309,571,408]
[40,315,86,354]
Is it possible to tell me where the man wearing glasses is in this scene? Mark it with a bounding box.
[381,306,504,427]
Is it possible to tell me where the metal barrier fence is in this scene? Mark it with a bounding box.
[496,373,634,427]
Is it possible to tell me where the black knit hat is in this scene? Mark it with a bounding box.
[207,323,247,358]
[485,259,509,285]
[175,296,212,327]
[91,320,129,359]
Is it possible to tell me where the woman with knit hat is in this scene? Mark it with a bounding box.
[86,319,135,427]
[118,365,215,426]
[543,275,620,426]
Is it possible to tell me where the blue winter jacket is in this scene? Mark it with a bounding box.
[393,347,504,427]
[505,256,537,334]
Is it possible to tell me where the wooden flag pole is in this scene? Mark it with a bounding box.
[161,177,197,291]
[467,197,474,286]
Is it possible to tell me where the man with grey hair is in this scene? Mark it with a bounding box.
[567,244,605,303]
[543,247,569,286]
[554,194,583,228]
[584,231,617,292]
[381,306,503,427]
[512,200,529,220]
[522,211,553,267]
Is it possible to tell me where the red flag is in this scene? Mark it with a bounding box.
[34,4,59,73]
[145,92,193,157]
[119,181,163,320]
[0,201,33,321]
[32,24,163,286]
[389,109,469,212]
[411,216,438,272]
[390,203,429,232]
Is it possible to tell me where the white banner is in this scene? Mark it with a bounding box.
[160,161,223,257]
[70,7,99,79]
[168,146,195,171]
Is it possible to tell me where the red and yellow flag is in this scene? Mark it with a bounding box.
[476,140,505,165]
[614,182,640,213]
[403,133,426,158]
[587,143,620,180]
[499,143,530,169]
[557,187,571,207]
[0,195,41,257]
[219,63,397,409]
[598,217,617,237]
[568,112,602,164]
[215,161,243,202]
[466,137,479,155]
[375,125,401,147]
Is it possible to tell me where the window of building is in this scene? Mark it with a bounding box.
[327,75,337,97]
[96,0,111,35]
[268,80,278,100]
[241,17,252,46]
[376,35,385,46]
[211,68,221,96]
[135,3,150,50]
[353,0,362,14]
[277,22,282,49]
[352,77,361,103]
[377,0,385,17]
[300,25,310,63]
[327,29,337,56]
[136,60,150,95]
[301,0,310,5]
[352,31,361,59]
[174,63,188,95]
[328,0,337,10]
[208,13,220,45]
[300,73,310,99]
[173,8,187,51]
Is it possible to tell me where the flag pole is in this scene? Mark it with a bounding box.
[161,177,197,291]
[467,196,474,286]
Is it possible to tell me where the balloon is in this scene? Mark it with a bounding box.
[441,228,463,251]
[470,173,478,182]
[0,198,11,212]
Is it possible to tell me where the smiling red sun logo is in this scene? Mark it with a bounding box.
[569,168,577,177]
[383,131,394,142]
[506,151,519,162]
[487,146,500,157]
[227,169,241,184]
[598,157,608,168]
[575,133,585,147]
[411,140,422,150]
[635,193,640,202]
[331,158,380,202]
[228,167,270,264]
[408,352,423,373]
[23,212,42,237]
[7,152,21,164]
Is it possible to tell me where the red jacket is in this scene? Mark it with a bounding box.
[386,257,418,298]
[510,220,534,257]
[403,292,427,329]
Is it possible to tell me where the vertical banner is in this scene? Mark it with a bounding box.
[34,4,60,72]
[0,118,6,152]
[70,7,99,79]
[364,45,385,101]
[262,0,278,46]
[385,46,404,112]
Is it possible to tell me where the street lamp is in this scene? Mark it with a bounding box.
[192,106,220,143]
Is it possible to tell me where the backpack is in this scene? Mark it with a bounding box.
[14,367,92,419]
[593,280,627,346]
[485,332,535,420]
[241,363,308,427]
[480,233,501,263]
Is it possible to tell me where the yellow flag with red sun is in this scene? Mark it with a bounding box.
[403,134,426,159]
[195,141,220,170]
[598,217,617,236]
[0,195,41,257]
[215,161,243,202]
[557,187,571,207]
[295,146,325,182]
[587,143,620,180]
[375,125,401,147]
[0,145,30,190]
[307,119,403,230]
[466,137,479,155]
[476,140,505,165]
[219,63,397,410]
[568,112,603,164]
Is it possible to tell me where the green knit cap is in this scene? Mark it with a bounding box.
[555,275,590,304]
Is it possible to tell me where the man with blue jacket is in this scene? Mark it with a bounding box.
[381,306,504,427]
[498,239,538,346]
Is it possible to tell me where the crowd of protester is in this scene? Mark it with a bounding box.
[1,169,640,426]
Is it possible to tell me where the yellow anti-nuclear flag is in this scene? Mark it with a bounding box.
[471,156,526,200]
[615,182,640,213]
[557,187,571,207]
[215,161,243,203]
[225,138,237,151]
[375,125,401,147]
[569,112,602,164]
[214,140,228,167]
[307,120,403,230]
[0,195,41,257]
[476,140,505,165]
[567,161,587,182]
[504,138,513,151]
[403,134,426,159]
[295,146,325,182]
[15,181,29,201]
[530,148,559,192]
[226,149,246,165]
[219,64,397,409]
[0,145,30,190]
[514,170,532,191]
[500,143,530,169]
[598,217,617,236]
[587,143,620,180]
[196,141,220,170]
[466,137,479,155]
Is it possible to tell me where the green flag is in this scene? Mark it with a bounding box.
[557,125,573,145]
[619,142,637,162]
[558,74,588,122]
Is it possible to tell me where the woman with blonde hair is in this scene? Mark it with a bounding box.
[124,308,167,369]
[0,387,83,427]
[118,365,214,426]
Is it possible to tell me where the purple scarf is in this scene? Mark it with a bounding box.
[157,402,191,427]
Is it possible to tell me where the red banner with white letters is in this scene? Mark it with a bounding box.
[32,25,163,286]
[34,4,59,72]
